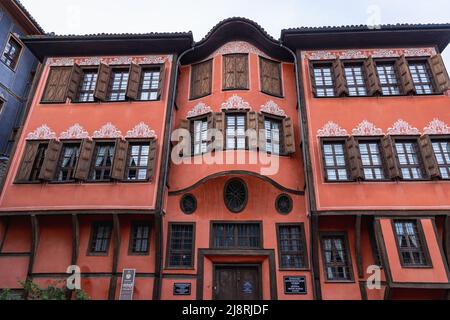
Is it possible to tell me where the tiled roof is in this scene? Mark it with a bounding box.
[281,23,450,35]
[12,0,45,34]
[197,17,278,44]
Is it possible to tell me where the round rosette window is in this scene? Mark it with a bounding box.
[180,194,197,215]
[276,194,293,215]
[224,178,248,213]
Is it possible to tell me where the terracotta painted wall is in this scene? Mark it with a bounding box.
[300,48,450,211]
[379,218,449,283]
[163,175,312,300]
[0,55,174,212]
[170,48,304,192]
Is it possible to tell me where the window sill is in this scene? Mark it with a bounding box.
[324,280,356,284]
[86,252,110,257]
[165,266,195,271]
[313,93,445,99]
[222,88,250,92]
[261,91,284,99]
[400,265,433,269]
[189,93,212,101]
[278,268,310,272]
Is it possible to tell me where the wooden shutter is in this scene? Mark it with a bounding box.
[381,136,401,179]
[309,62,317,96]
[147,140,157,180]
[41,67,73,103]
[395,55,415,95]
[282,117,296,154]
[191,60,212,99]
[213,112,225,151]
[126,63,142,100]
[94,63,111,101]
[223,55,236,89]
[179,119,190,157]
[428,54,450,93]
[418,135,441,179]
[260,58,271,94]
[201,60,212,97]
[270,61,282,96]
[260,58,282,96]
[247,111,258,150]
[332,58,349,97]
[38,139,62,181]
[15,141,40,182]
[74,139,95,181]
[157,65,166,100]
[364,57,382,96]
[258,113,266,152]
[111,139,129,180]
[235,55,248,89]
[345,137,363,181]
[67,64,83,101]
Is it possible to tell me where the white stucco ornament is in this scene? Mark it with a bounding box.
[27,125,57,140]
[317,121,348,137]
[126,122,157,139]
[93,123,123,138]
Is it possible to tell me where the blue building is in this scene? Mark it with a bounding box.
[0,0,43,180]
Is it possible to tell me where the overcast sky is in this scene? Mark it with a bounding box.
[20,0,450,64]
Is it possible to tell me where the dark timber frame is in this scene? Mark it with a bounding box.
[196,249,278,300]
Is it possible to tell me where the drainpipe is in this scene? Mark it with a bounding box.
[153,44,196,300]
[279,42,321,300]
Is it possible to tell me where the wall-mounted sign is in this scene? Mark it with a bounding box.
[173,283,191,296]
[284,276,307,295]
[119,269,136,300]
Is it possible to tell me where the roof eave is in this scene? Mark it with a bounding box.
[280,26,450,53]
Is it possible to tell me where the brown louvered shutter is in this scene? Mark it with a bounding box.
[260,58,271,95]
[418,135,441,179]
[15,141,40,182]
[395,55,415,95]
[157,65,166,100]
[381,136,402,179]
[38,139,62,181]
[41,67,73,103]
[147,140,157,180]
[309,62,317,96]
[201,60,212,97]
[191,60,212,99]
[74,139,95,181]
[190,64,201,99]
[428,54,450,93]
[260,58,282,96]
[282,117,295,154]
[213,112,225,151]
[345,136,363,181]
[223,55,236,89]
[206,112,214,145]
[94,63,111,101]
[247,111,258,150]
[332,58,349,97]
[270,61,282,96]
[258,113,266,151]
[126,63,142,100]
[67,64,83,101]
[111,139,129,180]
[179,119,190,157]
[364,57,382,96]
[235,54,249,89]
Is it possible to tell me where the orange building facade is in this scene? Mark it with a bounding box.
[0,18,449,300]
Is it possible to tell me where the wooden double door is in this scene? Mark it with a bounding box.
[213,265,262,300]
